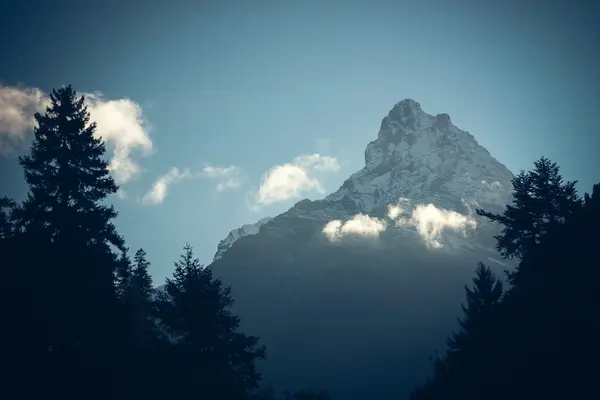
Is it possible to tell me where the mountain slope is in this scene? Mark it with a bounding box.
[210,99,515,399]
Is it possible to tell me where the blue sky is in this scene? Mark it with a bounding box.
[1,0,598,283]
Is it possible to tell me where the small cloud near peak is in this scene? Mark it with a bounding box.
[248,153,341,211]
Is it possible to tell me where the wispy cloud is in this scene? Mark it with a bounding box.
[323,214,387,241]
[0,84,153,184]
[248,154,340,210]
[200,164,241,191]
[140,167,191,205]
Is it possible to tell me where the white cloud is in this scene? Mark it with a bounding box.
[84,93,153,184]
[201,164,241,191]
[0,85,49,155]
[249,154,340,210]
[140,167,191,205]
[0,84,153,184]
[388,200,477,248]
[323,214,387,241]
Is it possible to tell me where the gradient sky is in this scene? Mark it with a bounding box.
[1,0,598,283]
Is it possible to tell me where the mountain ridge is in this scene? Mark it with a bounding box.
[212,99,514,262]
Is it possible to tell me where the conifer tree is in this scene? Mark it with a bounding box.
[447,262,503,353]
[115,250,133,299]
[8,85,125,364]
[412,263,503,400]
[156,243,266,399]
[477,157,580,262]
[583,183,600,213]
[15,85,124,251]
[129,248,157,352]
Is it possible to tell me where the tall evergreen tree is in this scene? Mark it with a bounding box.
[156,243,266,399]
[128,248,157,352]
[15,85,124,251]
[446,262,503,353]
[412,263,503,400]
[6,86,126,378]
[583,182,600,214]
[476,157,580,285]
[115,250,133,299]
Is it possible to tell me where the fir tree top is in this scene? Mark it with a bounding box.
[16,85,124,250]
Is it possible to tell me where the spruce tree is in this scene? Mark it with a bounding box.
[115,250,133,299]
[8,85,125,370]
[15,85,124,250]
[413,263,503,400]
[476,157,581,286]
[447,262,503,353]
[156,243,266,399]
[129,248,157,352]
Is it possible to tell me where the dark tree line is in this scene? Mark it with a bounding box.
[411,157,600,400]
[0,86,279,400]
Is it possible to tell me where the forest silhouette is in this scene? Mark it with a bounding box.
[1,86,598,400]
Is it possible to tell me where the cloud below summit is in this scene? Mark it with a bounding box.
[323,214,387,241]
[322,198,477,248]
[388,201,477,248]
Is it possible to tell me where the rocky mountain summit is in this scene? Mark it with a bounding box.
[213,99,514,262]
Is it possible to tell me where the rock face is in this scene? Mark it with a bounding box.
[210,100,515,399]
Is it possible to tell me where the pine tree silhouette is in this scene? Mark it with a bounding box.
[15,85,124,250]
[476,157,581,285]
[4,86,127,398]
[447,262,503,353]
[129,248,157,353]
[156,243,266,400]
[115,250,134,299]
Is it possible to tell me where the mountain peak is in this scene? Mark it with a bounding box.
[392,98,422,111]
[326,100,514,214]
[212,100,514,261]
